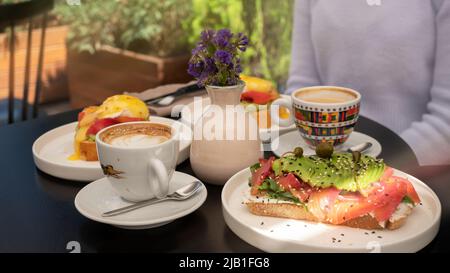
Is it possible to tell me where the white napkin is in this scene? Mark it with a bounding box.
[125,81,206,117]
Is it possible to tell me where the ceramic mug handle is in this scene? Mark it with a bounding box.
[147,158,169,199]
[270,98,295,127]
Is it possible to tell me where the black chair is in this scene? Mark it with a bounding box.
[0,0,54,124]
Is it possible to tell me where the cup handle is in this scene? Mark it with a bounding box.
[147,158,169,199]
[270,98,295,127]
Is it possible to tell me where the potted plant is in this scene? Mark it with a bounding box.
[54,0,193,108]
[188,29,262,185]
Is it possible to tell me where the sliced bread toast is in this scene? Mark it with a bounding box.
[79,141,98,161]
[246,201,412,230]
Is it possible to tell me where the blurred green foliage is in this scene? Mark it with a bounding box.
[0,0,25,3]
[53,0,294,89]
[54,0,191,57]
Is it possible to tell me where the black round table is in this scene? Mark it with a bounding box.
[0,110,448,252]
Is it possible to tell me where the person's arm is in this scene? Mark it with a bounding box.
[400,1,450,166]
[285,0,321,94]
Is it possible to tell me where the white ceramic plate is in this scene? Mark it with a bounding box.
[32,116,192,182]
[179,94,296,142]
[75,171,207,229]
[271,130,382,158]
[222,168,441,253]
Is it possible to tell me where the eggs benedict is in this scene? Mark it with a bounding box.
[240,75,289,128]
[69,95,149,161]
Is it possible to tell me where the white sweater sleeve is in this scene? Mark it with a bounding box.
[401,1,450,165]
[286,0,321,94]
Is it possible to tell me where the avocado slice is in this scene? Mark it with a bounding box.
[274,153,385,192]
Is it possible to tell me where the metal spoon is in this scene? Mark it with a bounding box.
[347,142,372,153]
[102,181,203,217]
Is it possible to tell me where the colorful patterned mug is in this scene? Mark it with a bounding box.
[270,86,361,147]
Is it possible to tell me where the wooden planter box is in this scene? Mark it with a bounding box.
[0,25,69,104]
[67,45,192,108]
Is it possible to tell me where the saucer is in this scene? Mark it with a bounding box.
[74,171,207,229]
[271,131,382,158]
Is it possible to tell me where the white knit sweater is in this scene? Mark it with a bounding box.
[286,0,450,165]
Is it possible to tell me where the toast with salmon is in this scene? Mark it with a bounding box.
[246,198,413,230]
[245,145,420,230]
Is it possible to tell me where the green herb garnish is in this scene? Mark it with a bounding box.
[402,196,414,205]
[258,178,301,204]
[87,135,96,142]
[250,162,261,173]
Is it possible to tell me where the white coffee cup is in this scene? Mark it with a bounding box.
[96,122,179,202]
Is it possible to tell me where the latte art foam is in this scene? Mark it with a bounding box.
[100,122,172,148]
[296,88,357,104]
[110,134,169,148]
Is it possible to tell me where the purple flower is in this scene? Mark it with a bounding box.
[235,58,242,74]
[195,58,218,87]
[236,32,248,52]
[188,28,249,86]
[214,50,232,65]
[191,42,205,56]
[201,29,215,43]
[187,60,204,78]
[204,57,217,74]
[214,29,233,48]
[197,72,208,86]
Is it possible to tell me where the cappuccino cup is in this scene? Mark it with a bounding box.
[96,122,179,202]
[271,86,361,147]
